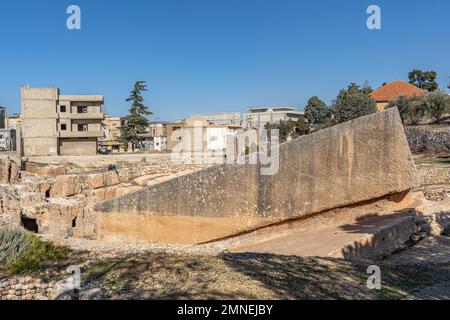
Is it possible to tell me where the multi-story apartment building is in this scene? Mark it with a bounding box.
[244,107,304,130]
[21,87,104,156]
[143,121,185,152]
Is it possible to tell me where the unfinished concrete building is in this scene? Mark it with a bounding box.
[21,87,104,156]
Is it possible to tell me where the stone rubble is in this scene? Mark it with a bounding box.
[416,166,450,201]
[0,157,208,240]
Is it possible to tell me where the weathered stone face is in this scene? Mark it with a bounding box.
[0,158,21,184]
[21,198,84,237]
[50,175,82,198]
[0,155,206,239]
[24,163,66,176]
[103,171,120,186]
[95,109,419,244]
[86,173,104,189]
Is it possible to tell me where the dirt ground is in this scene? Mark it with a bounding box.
[85,250,450,300]
[1,233,450,300]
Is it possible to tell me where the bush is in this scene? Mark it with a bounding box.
[387,96,424,125]
[0,227,30,264]
[388,92,450,125]
[0,227,68,274]
[421,92,450,124]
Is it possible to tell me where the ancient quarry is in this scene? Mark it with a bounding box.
[0,109,448,254]
[0,108,450,300]
[0,155,207,239]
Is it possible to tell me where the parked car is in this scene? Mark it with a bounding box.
[98,147,112,155]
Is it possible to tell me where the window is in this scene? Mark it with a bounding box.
[78,124,88,131]
[60,105,66,113]
[61,124,67,131]
[77,106,88,114]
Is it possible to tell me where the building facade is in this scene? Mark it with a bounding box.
[139,123,169,152]
[21,87,104,156]
[245,107,304,130]
[99,116,123,152]
[179,116,241,153]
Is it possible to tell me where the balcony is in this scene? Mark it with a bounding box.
[59,131,104,138]
[58,113,104,120]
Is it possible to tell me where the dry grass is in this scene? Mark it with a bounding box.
[2,242,450,300]
[80,252,450,300]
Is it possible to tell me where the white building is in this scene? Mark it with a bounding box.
[153,136,168,151]
[205,127,239,151]
[245,107,304,130]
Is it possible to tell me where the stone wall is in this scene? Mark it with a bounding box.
[0,158,21,184]
[0,276,56,300]
[417,166,450,187]
[24,162,66,176]
[405,126,450,155]
[417,166,450,201]
[0,159,206,239]
[95,109,419,244]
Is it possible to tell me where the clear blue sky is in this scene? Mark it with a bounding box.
[0,0,449,120]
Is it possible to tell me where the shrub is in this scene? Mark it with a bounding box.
[387,95,424,125]
[388,92,450,125]
[0,227,68,274]
[0,227,30,264]
[421,92,450,124]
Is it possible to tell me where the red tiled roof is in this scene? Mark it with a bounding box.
[370,81,426,102]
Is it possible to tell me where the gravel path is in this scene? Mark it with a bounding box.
[41,234,230,259]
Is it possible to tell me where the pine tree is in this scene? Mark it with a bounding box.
[120,81,153,150]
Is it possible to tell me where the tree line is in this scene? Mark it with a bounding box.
[304,69,450,131]
[119,70,450,148]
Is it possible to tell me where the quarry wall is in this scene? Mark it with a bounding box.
[0,157,205,239]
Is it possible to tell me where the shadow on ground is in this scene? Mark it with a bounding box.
[337,209,419,261]
[79,251,450,300]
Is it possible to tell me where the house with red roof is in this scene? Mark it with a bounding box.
[370,81,426,111]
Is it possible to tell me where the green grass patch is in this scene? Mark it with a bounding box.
[414,156,450,167]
